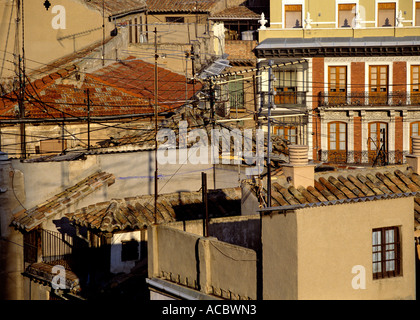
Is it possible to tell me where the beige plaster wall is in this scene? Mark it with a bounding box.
[0,0,113,80]
[148,223,257,299]
[263,197,416,300]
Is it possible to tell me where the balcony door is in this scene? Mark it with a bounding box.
[328,122,347,163]
[411,65,420,105]
[275,70,298,104]
[369,66,389,105]
[328,66,347,105]
[368,122,388,164]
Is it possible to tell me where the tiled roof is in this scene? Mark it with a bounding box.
[23,262,80,293]
[93,107,290,158]
[262,165,420,228]
[0,57,198,120]
[90,57,201,111]
[146,0,218,12]
[11,171,115,231]
[68,187,242,233]
[211,6,261,20]
[84,0,147,17]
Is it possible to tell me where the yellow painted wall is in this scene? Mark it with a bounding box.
[0,0,113,80]
[262,0,419,41]
[262,196,416,300]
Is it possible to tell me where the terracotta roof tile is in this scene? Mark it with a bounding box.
[211,6,261,19]
[68,187,241,233]
[24,262,80,293]
[146,0,218,12]
[85,0,147,16]
[263,165,420,229]
[1,57,198,120]
[11,171,115,231]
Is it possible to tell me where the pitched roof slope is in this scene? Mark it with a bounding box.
[68,187,242,233]
[84,0,147,17]
[1,57,198,120]
[11,171,115,231]
[211,5,261,20]
[90,57,201,111]
[264,165,420,228]
[146,0,218,12]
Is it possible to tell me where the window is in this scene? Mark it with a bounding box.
[368,122,387,163]
[166,16,185,23]
[285,5,302,28]
[372,227,401,279]
[39,139,67,154]
[121,240,139,262]
[369,65,389,105]
[275,126,297,144]
[378,2,396,27]
[338,3,356,27]
[410,122,420,152]
[229,75,245,110]
[328,122,347,163]
[416,2,420,26]
[328,66,347,105]
[275,69,298,104]
[411,65,420,104]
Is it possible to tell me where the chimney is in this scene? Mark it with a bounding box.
[406,136,420,174]
[282,145,315,188]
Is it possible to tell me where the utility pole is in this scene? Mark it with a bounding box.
[209,79,216,190]
[266,60,273,207]
[85,89,91,151]
[191,44,196,99]
[17,0,26,159]
[154,27,159,224]
[102,0,105,66]
[202,172,208,237]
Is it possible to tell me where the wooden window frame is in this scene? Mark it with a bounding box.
[411,65,420,93]
[328,66,347,93]
[416,2,420,26]
[275,126,298,144]
[369,65,389,105]
[338,3,356,28]
[285,5,303,28]
[372,226,401,279]
[328,122,347,152]
[377,2,396,27]
[410,121,420,152]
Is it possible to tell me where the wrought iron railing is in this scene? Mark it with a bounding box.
[318,91,420,108]
[41,229,73,270]
[229,92,245,111]
[320,150,406,165]
[261,91,307,109]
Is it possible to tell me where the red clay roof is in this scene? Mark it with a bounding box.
[84,0,147,16]
[0,57,199,120]
[91,57,201,111]
[11,171,115,231]
[211,6,261,20]
[146,0,218,12]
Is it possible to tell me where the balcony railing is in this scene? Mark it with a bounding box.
[319,91,420,108]
[320,150,405,165]
[261,91,307,110]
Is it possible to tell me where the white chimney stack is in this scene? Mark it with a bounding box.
[282,145,315,188]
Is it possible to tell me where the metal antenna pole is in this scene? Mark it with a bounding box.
[266,60,273,207]
[154,27,159,224]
